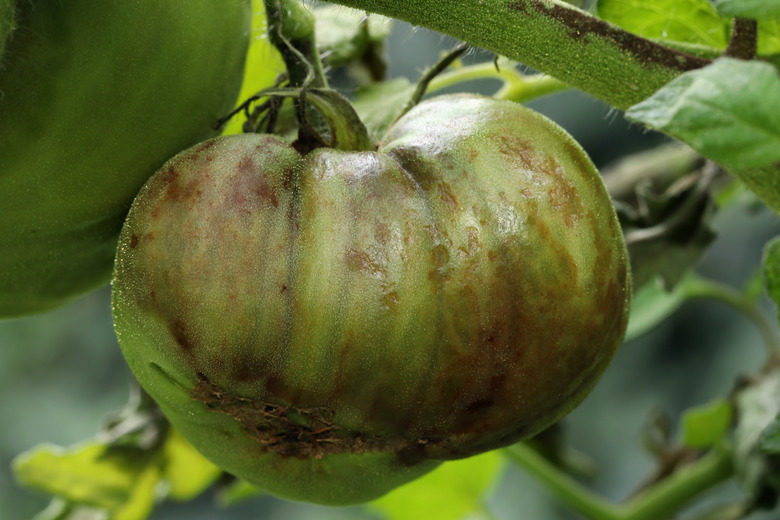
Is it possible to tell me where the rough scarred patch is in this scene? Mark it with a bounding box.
[189,373,433,462]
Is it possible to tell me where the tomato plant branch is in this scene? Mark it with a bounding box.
[681,277,780,357]
[620,446,734,520]
[264,0,327,88]
[505,443,735,520]
[426,61,569,103]
[323,0,710,110]
[725,18,758,61]
[504,443,623,520]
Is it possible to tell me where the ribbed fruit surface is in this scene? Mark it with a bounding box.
[113,94,631,505]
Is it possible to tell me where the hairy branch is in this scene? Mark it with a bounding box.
[324,0,710,110]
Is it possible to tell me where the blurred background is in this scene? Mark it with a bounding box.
[3,14,780,520]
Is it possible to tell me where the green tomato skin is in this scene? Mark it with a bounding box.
[113,94,631,505]
[0,0,251,318]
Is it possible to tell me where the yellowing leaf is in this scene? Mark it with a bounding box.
[222,0,285,136]
[162,428,221,501]
[13,442,155,510]
[598,0,729,48]
[368,452,504,520]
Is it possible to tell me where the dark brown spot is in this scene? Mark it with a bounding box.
[169,319,194,353]
[230,157,279,211]
[129,234,139,248]
[438,182,459,211]
[375,222,390,245]
[345,248,386,278]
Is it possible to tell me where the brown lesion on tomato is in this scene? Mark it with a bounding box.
[345,247,387,279]
[168,318,195,354]
[437,181,459,211]
[190,373,439,462]
[229,156,280,212]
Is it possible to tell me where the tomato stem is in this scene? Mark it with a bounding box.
[263,0,328,89]
[426,60,569,103]
[504,442,735,520]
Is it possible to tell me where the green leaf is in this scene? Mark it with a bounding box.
[162,428,221,501]
[222,0,285,136]
[758,18,780,54]
[717,0,780,20]
[351,78,416,141]
[764,236,780,321]
[760,418,780,453]
[681,399,733,448]
[112,464,160,520]
[216,479,265,507]
[625,277,687,341]
[13,442,157,510]
[367,451,504,520]
[32,500,108,520]
[626,58,780,173]
[597,0,729,48]
[314,5,392,67]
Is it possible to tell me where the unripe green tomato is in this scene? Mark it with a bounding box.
[0,0,251,318]
[113,94,631,505]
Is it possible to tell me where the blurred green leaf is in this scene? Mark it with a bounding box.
[162,428,221,501]
[597,0,729,48]
[681,399,733,448]
[352,78,416,141]
[222,0,285,136]
[31,499,108,520]
[760,418,780,453]
[763,236,780,321]
[216,479,265,507]
[314,5,392,67]
[626,58,780,173]
[716,0,780,20]
[626,277,688,341]
[13,442,156,510]
[112,464,160,520]
[758,18,780,54]
[367,451,504,520]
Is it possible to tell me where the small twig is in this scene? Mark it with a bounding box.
[725,18,758,60]
[393,43,470,122]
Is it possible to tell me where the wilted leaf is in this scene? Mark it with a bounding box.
[681,399,733,448]
[598,0,729,48]
[367,452,504,520]
[626,58,780,173]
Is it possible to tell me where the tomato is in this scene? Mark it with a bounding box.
[0,0,251,317]
[112,93,630,505]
